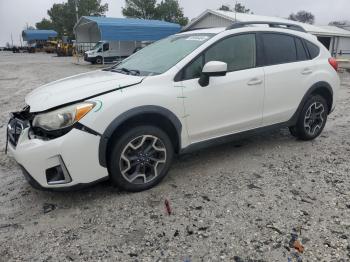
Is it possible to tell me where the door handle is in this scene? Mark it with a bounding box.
[247,78,263,86]
[302,68,313,75]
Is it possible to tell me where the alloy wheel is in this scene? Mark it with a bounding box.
[119,135,167,185]
[303,102,325,136]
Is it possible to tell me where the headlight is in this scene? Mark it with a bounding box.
[32,102,95,131]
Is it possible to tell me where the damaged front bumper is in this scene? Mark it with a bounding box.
[6,107,109,190]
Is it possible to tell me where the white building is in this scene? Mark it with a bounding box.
[184,10,350,58]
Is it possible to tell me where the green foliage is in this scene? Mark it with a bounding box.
[234,3,250,13]
[288,11,315,25]
[36,18,53,30]
[218,5,230,11]
[156,0,188,26]
[218,3,251,13]
[122,0,158,19]
[122,0,188,26]
[36,0,108,38]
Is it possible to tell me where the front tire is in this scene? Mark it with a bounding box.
[95,56,103,64]
[108,126,174,192]
[289,95,328,140]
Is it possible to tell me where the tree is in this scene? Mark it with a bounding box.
[218,3,251,13]
[156,0,188,26]
[122,0,158,19]
[122,0,189,26]
[218,5,230,11]
[288,11,315,24]
[36,0,108,38]
[234,3,250,13]
[36,18,54,30]
[329,20,349,27]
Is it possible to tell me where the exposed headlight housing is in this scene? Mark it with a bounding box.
[32,102,95,131]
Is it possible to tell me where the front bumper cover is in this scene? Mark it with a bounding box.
[7,115,109,189]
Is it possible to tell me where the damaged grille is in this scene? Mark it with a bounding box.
[7,106,32,147]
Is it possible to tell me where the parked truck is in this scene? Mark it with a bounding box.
[84,41,144,64]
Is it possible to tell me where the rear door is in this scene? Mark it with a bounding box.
[260,33,312,125]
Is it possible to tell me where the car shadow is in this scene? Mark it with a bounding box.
[28,127,297,201]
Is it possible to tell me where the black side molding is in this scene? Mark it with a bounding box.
[98,105,182,167]
[287,81,333,126]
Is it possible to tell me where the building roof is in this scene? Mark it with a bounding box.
[22,30,58,42]
[74,16,181,42]
[185,10,350,38]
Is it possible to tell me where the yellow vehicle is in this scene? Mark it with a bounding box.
[56,41,73,56]
[43,40,58,54]
[56,36,74,56]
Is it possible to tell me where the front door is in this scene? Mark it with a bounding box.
[180,34,265,144]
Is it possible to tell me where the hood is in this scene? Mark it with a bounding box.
[26,70,143,112]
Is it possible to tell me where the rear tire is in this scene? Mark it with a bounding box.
[289,95,328,140]
[108,125,174,192]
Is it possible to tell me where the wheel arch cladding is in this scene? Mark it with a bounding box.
[98,106,182,167]
[289,81,333,126]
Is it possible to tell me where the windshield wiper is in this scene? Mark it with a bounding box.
[111,67,140,76]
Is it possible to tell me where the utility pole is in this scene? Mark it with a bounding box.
[75,0,79,23]
[11,33,13,47]
[234,1,237,22]
[74,0,79,63]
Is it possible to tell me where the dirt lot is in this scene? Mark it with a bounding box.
[0,52,349,262]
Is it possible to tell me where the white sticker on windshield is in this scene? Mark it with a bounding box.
[185,36,209,41]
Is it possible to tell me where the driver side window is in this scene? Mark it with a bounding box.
[182,34,256,81]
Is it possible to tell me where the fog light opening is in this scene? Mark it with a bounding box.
[45,156,72,185]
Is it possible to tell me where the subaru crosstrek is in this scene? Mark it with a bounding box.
[7,22,340,192]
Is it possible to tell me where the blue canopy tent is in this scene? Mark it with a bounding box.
[73,16,181,43]
[22,30,58,42]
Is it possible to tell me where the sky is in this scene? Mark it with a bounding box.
[0,0,349,46]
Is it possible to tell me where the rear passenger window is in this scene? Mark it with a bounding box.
[262,33,297,65]
[305,41,320,59]
[295,38,308,61]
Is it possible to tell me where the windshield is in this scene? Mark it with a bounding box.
[110,33,215,76]
[92,41,103,50]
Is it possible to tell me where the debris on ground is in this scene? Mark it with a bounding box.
[164,198,172,215]
[43,203,56,214]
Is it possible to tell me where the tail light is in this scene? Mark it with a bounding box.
[328,57,338,71]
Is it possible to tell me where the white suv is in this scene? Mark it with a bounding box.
[7,22,339,192]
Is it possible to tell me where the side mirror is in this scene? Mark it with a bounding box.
[198,61,227,87]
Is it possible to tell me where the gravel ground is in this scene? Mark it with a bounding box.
[0,52,349,262]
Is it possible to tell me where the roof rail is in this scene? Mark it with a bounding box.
[180,27,211,33]
[226,21,307,33]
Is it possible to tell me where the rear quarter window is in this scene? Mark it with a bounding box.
[305,41,320,59]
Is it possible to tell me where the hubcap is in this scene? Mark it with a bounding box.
[304,102,325,136]
[119,135,167,184]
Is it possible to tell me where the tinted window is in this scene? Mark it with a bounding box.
[305,41,320,59]
[295,38,308,61]
[182,34,256,80]
[183,55,204,80]
[103,43,109,51]
[205,34,256,72]
[262,33,297,65]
